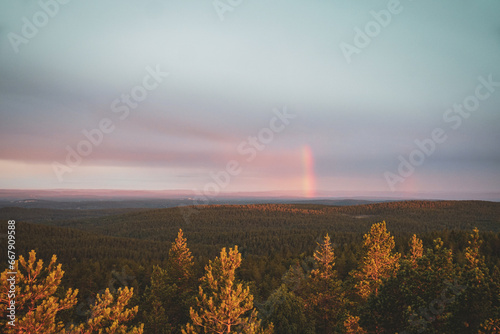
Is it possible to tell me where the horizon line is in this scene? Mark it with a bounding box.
[0,188,499,202]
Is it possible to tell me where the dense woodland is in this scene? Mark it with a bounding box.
[1,200,499,333]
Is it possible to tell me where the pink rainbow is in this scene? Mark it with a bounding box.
[302,145,316,198]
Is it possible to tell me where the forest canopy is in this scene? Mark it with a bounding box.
[1,200,499,333]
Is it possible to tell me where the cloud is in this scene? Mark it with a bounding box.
[0,0,499,195]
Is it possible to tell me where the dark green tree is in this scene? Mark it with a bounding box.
[362,237,461,333]
[262,285,312,334]
[447,228,500,333]
[141,229,196,334]
[303,234,346,333]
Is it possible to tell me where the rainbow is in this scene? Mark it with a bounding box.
[302,145,316,198]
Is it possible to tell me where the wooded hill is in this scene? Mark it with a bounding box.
[0,200,499,333]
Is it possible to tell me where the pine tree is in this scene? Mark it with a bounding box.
[142,229,196,334]
[262,285,312,334]
[0,250,143,334]
[362,237,461,333]
[166,228,196,329]
[311,234,335,281]
[141,266,174,334]
[354,221,400,300]
[447,228,500,333]
[65,287,144,334]
[0,250,78,333]
[464,228,485,282]
[304,234,346,333]
[183,246,272,334]
[282,261,307,293]
[408,234,423,267]
[167,229,195,288]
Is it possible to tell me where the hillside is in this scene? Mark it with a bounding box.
[1,200,500,333]
[4,201,499,261]
[33,200,499,253]
[3,201,499,295]
[0,206,142,224]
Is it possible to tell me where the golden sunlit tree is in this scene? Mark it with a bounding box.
[408,234,424,267]
[64,287,143,334]
[0,250,143,334]
[354,221,401,300]
[183,246,272,334]
[0,250,78,333]
[311,234,335,281]
[167,229,195,288]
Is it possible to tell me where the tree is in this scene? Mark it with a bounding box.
[303,234,346,333]
[354,221,400,300]
[0,250,143,334]
[142,293,171,334]
[183,246,272,334]
[311,234,336,281]
[0,250,78,333]
[141,266,173,334]
[343,314,367,334]
[141,229,196,334]
[362,238,461,333]
[408,234,423,267]
[262,285,312,334]
[447,228,500,333]
[282,261,308,293]
[65,287,144,334]
[167,229,195,288]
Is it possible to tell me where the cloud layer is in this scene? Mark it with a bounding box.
[0,0,499,197]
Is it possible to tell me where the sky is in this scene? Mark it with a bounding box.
[0,0,499,199]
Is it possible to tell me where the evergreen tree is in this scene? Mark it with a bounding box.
[183,246,272,334]
[312,234,336,281]
[262,285,312,334]
[354,221,400,300]
[408,234,423,267]
[167,229,195,289]
[362,238,461,333]
[65,287,144,334]
[141,265,174,334]
[282,261,308,293]
[0,250,143,334]
[0,250,78,333]
[142,292,172,334]
[447,228,500,333]
[304,234,346,333]
[142,229,196,334]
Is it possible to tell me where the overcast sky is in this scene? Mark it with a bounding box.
[0,0,499,199]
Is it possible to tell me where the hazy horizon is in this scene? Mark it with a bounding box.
[0,188,499,203]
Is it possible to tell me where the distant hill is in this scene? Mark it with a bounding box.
[288,199,379,206]
[5,200,499,260]
[0,206,142,224]
[0,198,381,210]
[0,199,189,210]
